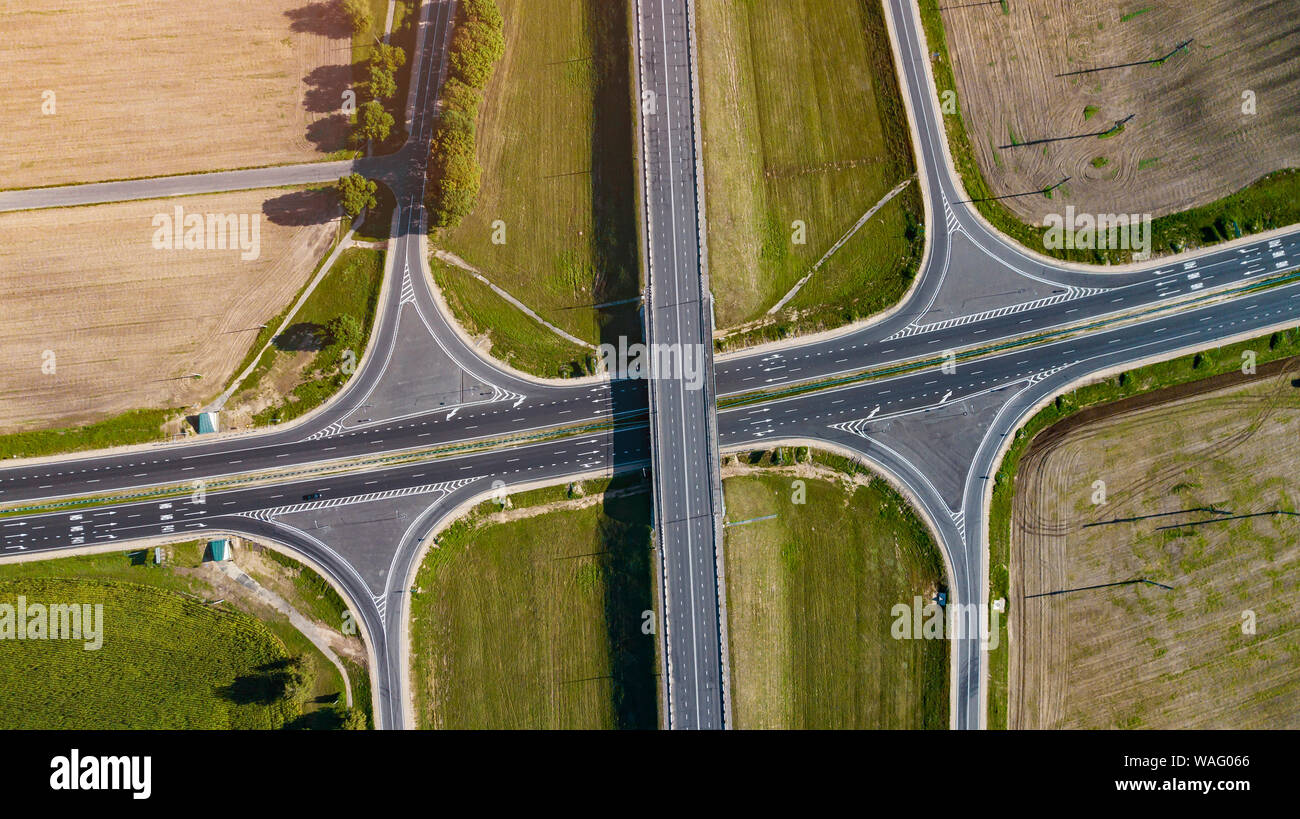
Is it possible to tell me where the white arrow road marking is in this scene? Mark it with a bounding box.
[940,390,952,404]
[867,406,879,419]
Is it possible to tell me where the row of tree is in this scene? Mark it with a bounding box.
[426,0,505,229]
[342,0,407,146]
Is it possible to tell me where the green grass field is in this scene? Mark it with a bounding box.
[430,257,594,377]
[722,451,949,728]
[0,543,354,729]
[698,0,923,349]
[432,0,641,374]
[0,408,177,462]
[243,246,384,426]
[409,476,658,728]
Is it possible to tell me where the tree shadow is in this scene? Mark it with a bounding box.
[306,113,353,153]
[217,659,299,706]
[585,0,642,356]
[286,706,346,730]
[596,475,659,729]
[263,189,337,226]
[304,63,354,114]
[284,1,348,37]
[274,322,331,352]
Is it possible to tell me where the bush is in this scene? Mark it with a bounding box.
[359,100,394,143]
[369,64,396,100]
[337,173,378,218]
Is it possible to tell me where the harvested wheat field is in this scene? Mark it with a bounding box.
[0,0,352,188]
[1009,361,1300,728]
[938,0,1300,222]
[0,187,339,432]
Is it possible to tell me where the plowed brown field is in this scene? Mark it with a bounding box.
[0,188,338,431]
[0,0,352,188]
[940,0,1300,223]
[1009,362,1300,728]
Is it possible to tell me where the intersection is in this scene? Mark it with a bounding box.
[2,0,1300,730]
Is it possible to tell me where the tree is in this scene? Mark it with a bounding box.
[337,173,378,218]
[426,147,481,228]
[328,314,363,353]
[369,64,396,100]
[339,707,368,730]
[463,0,503,29]
[279,656,312,706]
[370,43,407,73]
[342,0,373,34]
[449,20,505,88]
[440,77,483,120]
[432,108,476,157]
[359,100,394,143]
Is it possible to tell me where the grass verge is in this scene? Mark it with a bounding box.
[721,447,948,728]
[409,473,657,728]
[430,256,596,378]
[698,0,923,350]
[431,0,641,373]
[241,247,385,427]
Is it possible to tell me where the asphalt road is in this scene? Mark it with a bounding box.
[634,0,727,730]
[3,0,1300,729]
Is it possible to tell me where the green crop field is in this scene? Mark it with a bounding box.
[0,543,357,729]
[409,476,658,728]
[242,246,385,426]
[721,452,948,728]
[433,0,641,376]
[697,0,923,350]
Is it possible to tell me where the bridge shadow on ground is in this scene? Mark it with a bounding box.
[594,469,659,729]
[567,0,658,730]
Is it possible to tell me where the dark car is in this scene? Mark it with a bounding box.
[302,492,322,501]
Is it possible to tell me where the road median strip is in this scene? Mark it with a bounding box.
[0,415,648,520]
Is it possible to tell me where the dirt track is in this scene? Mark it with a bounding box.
[0,0,352,188]
[941,0,1300,222]
[0,188,338,432]
[1009,362,1300,728]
